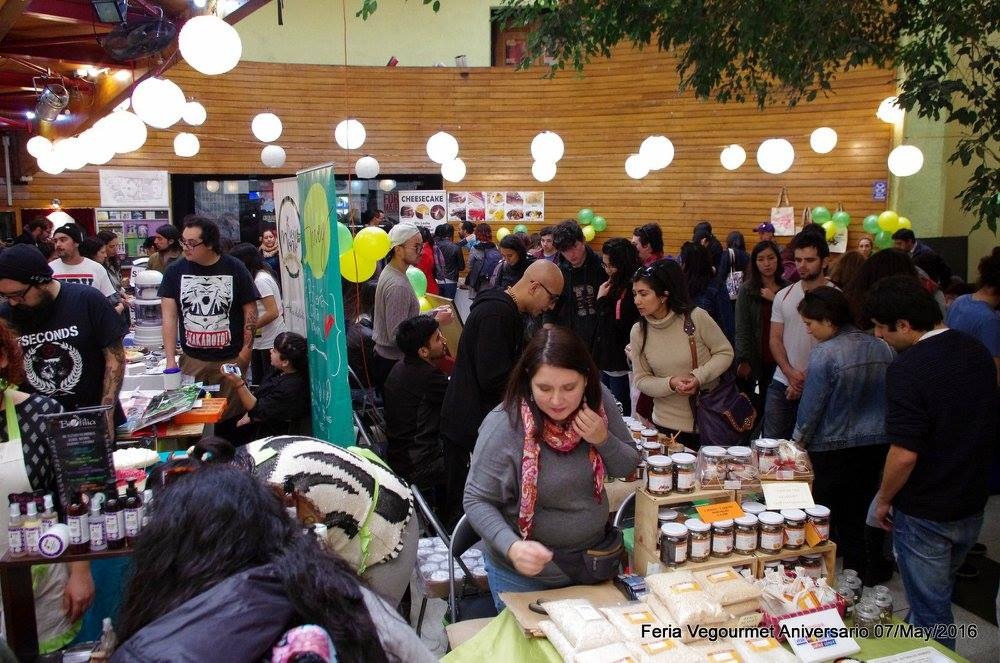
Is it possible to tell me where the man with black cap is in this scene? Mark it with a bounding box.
[48,222,116,297]
[0,244,127,434]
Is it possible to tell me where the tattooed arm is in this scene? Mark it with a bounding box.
[102,341,125,436]
[237,301,257,370]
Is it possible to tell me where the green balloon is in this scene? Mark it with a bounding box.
[577,208,595,224]
[862,214,880,234]
[811,206,831,222]
[406,265,427,297]
[874,230,894,249]
[513,224,528,234]
[592,215,607,232]
[337,222,353,256]
[831,210,851,228]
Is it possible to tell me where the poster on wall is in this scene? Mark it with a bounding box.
[399,190,447,229]
[486,191,545,226]
[96,208,169,261]
[296,163,353,445]
[447,191,486,224]
[272,177,306,335]
[99,169,170,208]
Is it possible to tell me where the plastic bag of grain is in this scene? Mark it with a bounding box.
[627,639,707,663]
[639,595,698,642]
[538,620,577,663]
[601,604,667,642]
[574,643,636,663]
[688,638,742,662]
[693,567,762,606]
[732,635,799,663]
[543,599,621,651]
[646,571,726,626]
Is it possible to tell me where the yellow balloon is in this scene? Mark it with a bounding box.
[418,296,432,312]
[821,220,837,242]
[877,210,899,232]
[496,227,511,241]
[339,249,376,283]
[582,224,596,242]
[354,226,391,262]
[897,217,912,230]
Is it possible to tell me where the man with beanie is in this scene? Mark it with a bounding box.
[0,244,127,434]
[372,222,452,393]
[48,222,116,297]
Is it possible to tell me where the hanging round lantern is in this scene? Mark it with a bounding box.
[205,180,220,192]
[378,179,396,192]
[809,127,838,154]
[355,155,380,179]
[334,118,366,150]
[720,144,746,170]
[251,112,282,142]
[530,131,564,163]
[178,14,243,76]
[531,160,556,182]
[639,135,674,170]
[131,77,185,129]
[426,131,459,164]
[79,128,115,165]
[36,150,65,175]
[174,133,200,157]
[53,137,86,170]
[887,145,924,177]
[441,157,466,183]
[876,96,904,124]
[104,110,148,153]
[756,138,795,174]
[261,145,286,168]
[182,101,207,126]
[26,136,52,158]
[624,153,649,179]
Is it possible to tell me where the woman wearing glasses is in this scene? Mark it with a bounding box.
[629,260,734,449]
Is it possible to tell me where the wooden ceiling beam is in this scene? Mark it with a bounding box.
[0,0,33,42]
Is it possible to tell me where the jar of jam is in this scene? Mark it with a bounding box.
[659,522,688,567]
[685,518,711,562]
[711,519,735,557]
[740,501,766,516]
[734,514,759,554]
[725,446,754,484]
[758,511,785,552]
[641,437,662,461]
[646,455,673,496]
[699,446,727,487]
[629,422,645,442]
[805,505,831,543]
[781,508,807,550]
[657,507,679,530]
[754,438,780,475]
[671,453,697,493]
[800,554,823,578]
[642,427,660,448]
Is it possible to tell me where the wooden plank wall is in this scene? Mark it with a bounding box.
[15,46,896,252]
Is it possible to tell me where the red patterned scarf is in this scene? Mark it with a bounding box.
[517,400,607,539]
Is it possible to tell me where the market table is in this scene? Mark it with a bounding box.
[441,610,971,662]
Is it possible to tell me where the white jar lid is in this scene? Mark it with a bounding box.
[661,522,688,537]
[727,446,752,458]
[647,454,673,468]
[629,422,645,431]
[671,452,696,464]
[754,438,780,449]
[701,446,726,457]
[758,511,784,525]
[805,505,831,518]
[741,501,766,514]
[658,507,679,520]
[712,519,734,528]
[685,518,710,532]
[781,508,807,521]
[642,439,662,450]
[641,428,659,436]
[735,514,759,526]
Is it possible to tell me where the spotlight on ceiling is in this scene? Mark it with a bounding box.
[36,84,70,123]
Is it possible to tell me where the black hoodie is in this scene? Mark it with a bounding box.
[544,246,606,353]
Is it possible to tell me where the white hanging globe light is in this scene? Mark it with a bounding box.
[426,131,459,164]
[441,157,466,183]
[251,112,282,142]
[530,131,564,163]
[205,180,220,192]
[378,179,396,192]
[182,101,206,126]
[720,144,746,170]
[334,118,366,150]
[131,77,185,129]
[79,128,115,165]
[809,127,838,154]
[639,135,674,170]
[36,150,65,175]
[887,145,923,177]
[624,153,649,179]
[876,96,904,124]
[531,160,556,182]
[756,138,795,174]
[53,137,86,170]
[355,155,380,179]
[26,136,52,158]
[174,133,200,157]
[261,145,286,168]
[178,14,242,76]
[104,110,148,153]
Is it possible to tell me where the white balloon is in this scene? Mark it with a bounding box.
[205,180,220,192]
[530,131,564,163]
[355,155,380,179]
[104,110,148,153]
[182,101,207,126]
[639,135,674,170]
[131,77,185,129]
[261,145,286,168]
[756,138,795,174]
[26,135,52,158]
[720,144,746,170]
[37,150,65,175]
[441,157,466,183]
[334,118,366,150]
[79,127,115,165]
[54,137,87,170]
[178,15,242,76]
[810,127,838,154]
[624,153,649,179]
[426,131,459,164]
[887,145,924,177]
[174,133,200,157]
[378,179,396,192]
[531,160,556,182]
[251,112,282,142]
[876,96,904,124]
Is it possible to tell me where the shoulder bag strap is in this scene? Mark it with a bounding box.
[682,313,700,429]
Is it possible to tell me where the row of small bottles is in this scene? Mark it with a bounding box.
[7,492,58,556]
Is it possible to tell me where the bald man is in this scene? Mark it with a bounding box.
[439,260,564,524]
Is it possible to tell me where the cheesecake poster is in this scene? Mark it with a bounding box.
[399,190,448,229]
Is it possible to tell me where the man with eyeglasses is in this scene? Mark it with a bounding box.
[0,244,127,435]
[440,259,564,526]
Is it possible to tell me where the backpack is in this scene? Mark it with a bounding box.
[725,248,744,300]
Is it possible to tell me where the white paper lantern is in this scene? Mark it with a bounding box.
[104,110,148,153]
[261,145,286,168]
[720,144,746,170]
[355,155,379,178]
[624,153,649,179]
[251,112,282,142]
[756,138,795,174]
[174,133,200,157]
[876,96,904,124]
[26,136,52,158]
[79,128,115,165]
[639,135,674,170]
[887,145,924,177]
[178,14,242,76]
[378,179,396,192]
[113,97,130,112]
[334,118,366,150]
[441,157,466,183]
[182,101,207,126]
[36,150,65,175]
[426,131,459,164]
[131,77,185,129]
[205,180,220,192]
[531,160,556,182]
[54,137,87,170]
[530,131,564,163]
[810,127,838,154]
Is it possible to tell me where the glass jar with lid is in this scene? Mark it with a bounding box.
[758,511,785,552]
[711,519,735,557]
[800,554,823,578]
[698,446,727,487]
[657,507,679,530]
[781,509,807,550]
[642,428,660,451]
[734,514,759,554]
[873,585,894,624]
[841,569,864,601]
[854,601,880,634]
[725,446,755,484]
[659,522,688,567]
[805,505,831,542]
[740,501,766,516]
[646,455,673,496]
[629,422,645,442]
[641,437,662,461]
[754,438,780,475]
[685,518,712,562]
[671,452,697,493]
[836,580,857,620]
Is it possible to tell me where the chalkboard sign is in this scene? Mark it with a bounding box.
[43,406,116,510]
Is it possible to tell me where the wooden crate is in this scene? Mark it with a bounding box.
[634,540,756,576]
[753,541,838,585]
[634,487,736,553]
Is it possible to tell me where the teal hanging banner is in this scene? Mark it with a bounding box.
[296,163,353,444]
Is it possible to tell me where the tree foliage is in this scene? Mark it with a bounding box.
[492,0,998,233]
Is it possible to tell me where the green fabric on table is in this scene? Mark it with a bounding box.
[623,526,633,554]
[850,618,970,662]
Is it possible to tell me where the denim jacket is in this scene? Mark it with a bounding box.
[793,326,895,452]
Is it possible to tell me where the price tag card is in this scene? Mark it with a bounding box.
[695,501,745,524]
[762,481,815,510]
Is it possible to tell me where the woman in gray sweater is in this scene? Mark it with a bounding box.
[464,327,640,610]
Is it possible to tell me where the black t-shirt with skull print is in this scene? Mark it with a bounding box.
[158,255,260,362]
